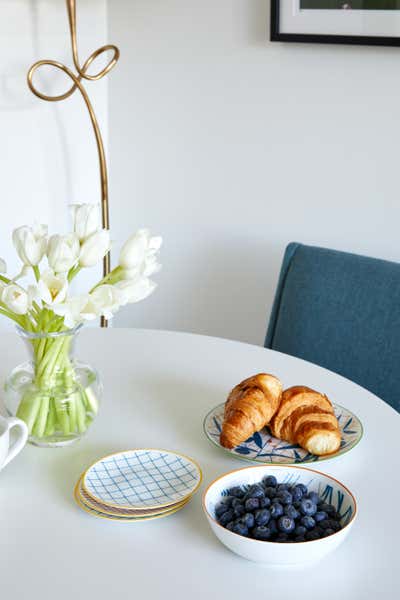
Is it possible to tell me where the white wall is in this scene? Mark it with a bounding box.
[1,0,108,325]
[110,1,399,344]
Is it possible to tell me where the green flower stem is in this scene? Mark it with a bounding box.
[15,327,99,440]
[44,399,56,436]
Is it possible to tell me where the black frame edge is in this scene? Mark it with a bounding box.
[270,0,400,47]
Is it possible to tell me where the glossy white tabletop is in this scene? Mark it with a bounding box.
[1,328,399,599]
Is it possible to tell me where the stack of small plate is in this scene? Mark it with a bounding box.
[74,448,202,522]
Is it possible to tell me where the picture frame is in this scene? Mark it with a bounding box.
[270,1,400,46]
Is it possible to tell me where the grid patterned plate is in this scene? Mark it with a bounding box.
[82,449,202,510]
[74,477,187,522]
[203,402,363,465]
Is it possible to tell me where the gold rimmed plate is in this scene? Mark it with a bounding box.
[77,476,191,517]
[74,477,189,522]
[82,448,202,511]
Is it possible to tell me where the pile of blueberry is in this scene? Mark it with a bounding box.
[215,475,343,543]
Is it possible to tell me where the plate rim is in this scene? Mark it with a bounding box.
[78,477,191,517]
[74,476,189,522]
[203,402,364,465]
[81,448,203,510]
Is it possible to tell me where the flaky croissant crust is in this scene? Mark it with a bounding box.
[220,373,282,449]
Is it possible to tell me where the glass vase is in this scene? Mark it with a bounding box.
[4,324,102,448]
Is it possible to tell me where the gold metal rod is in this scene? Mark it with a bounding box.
[27,0,120,328]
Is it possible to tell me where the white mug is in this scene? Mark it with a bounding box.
[0,415,28,471]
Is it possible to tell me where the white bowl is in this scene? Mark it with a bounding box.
[203,465,357,567]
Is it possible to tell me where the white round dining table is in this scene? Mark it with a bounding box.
[1,328,399,600]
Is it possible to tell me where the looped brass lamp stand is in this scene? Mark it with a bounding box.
[27,0,120,327]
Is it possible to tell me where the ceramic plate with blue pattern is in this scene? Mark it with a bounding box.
[82,449,202,510]
[203,403,363,465]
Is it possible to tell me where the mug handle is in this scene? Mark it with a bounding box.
[3,417,28,468]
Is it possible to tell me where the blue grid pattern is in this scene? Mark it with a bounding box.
[84,450,200,508]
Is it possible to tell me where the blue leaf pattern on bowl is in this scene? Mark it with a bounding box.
[203,402,363,465]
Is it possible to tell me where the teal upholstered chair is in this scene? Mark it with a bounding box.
[265,243,400,412]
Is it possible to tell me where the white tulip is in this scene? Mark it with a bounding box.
[2,284,29,315]
[119,229,162,272]
[70,204,101,242]
[0,258,6,273]
[115,278,157,306]
[90,284,122,319]
[12,225,48,266]
[79,230,111,268]
[53,295,98,328]
[47,233,80,274]
[37,270,68,306]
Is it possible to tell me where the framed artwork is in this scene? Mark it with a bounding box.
[271,1,400,46]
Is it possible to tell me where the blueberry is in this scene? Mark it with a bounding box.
[319,520,331,530]
[252,525,272,540]
[277,483,290,492]
[314,511,328,523]
[241,512,255,529]
[307,491,320,505]
[254,508,271,526]
[268,518,278,536]
[294,483,307,495]
[291,487,304,503]
[270,502,284,518]
[319,503,336,516]
[219,510,235,526]
[228,486,245,498]
[277,490,293,505]
[231,498,243,508]
[259,496,271,509]
[294,535,305,542]
[244,497,260,511]
[329,520,342,532]
[232,521,249,537]
[215,504,229,518]
[226,521,235,531]
[265,486,277,499]
[277,516,295,533]
[300,499,317,516]
[233,505,245,518]
[306,530,321,541]
[293,501,302,509]
[284,505,299,520]
[263,475,277,488]
[324,528,335,537]
[245,484,265,499]
[300,516,315,530]
[275,533,289,543]
[294,525,307,537]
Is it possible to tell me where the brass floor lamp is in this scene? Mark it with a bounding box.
[27,0,119,327]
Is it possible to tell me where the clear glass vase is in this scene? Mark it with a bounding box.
[4,324,102,448]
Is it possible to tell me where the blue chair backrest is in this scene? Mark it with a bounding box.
[265,243,400,412]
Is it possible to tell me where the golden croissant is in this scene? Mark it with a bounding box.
[270,386,341,456]
[220,373,282,449]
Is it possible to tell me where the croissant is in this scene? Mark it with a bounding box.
[270,386,341,456]
[220,373,282,449]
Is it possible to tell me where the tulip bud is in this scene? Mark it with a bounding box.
[2,283,29,314]
[12,225,48,266]
[119,229,162,274]
[79,230,111,268]
[70,204,101,242]
[0,258,6,273]
[47,233,80,274]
